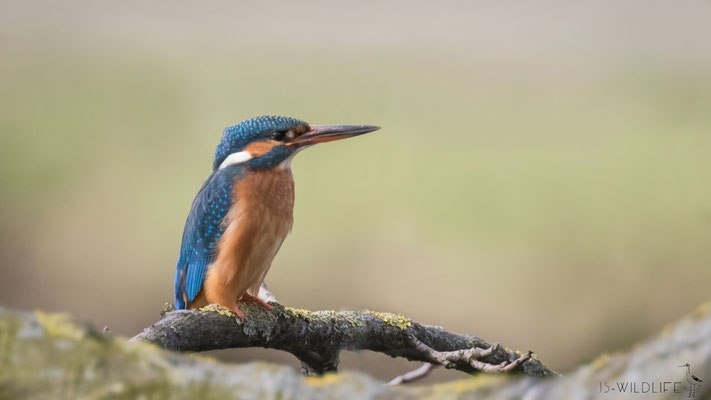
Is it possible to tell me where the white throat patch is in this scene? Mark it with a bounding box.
[219,151,252,169]
[278,146,309,169]
[278,153,295,169]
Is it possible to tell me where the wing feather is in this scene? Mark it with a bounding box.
[174,166,244,309]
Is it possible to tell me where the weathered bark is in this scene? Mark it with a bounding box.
[131,303,552,377]
[1,302,710,399]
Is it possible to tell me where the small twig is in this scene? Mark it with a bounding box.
[387,363,438,385]
[410,335,533,373]
[472,350,533,373]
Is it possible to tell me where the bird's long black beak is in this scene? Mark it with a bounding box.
[289,124,380,149]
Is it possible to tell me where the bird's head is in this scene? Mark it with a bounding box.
[213,115,379,171]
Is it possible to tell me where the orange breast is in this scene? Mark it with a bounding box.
[199,168,295,309]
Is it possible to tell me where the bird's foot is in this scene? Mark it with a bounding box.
[240,293,272,311]
[231,305,246,319]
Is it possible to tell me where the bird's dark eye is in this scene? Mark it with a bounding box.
[270,131,286,141]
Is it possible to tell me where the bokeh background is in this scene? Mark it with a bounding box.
[1,0,710,382]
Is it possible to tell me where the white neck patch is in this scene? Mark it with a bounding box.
[278,154,295,169]
[278,146,309,169]
[219,151,252,169]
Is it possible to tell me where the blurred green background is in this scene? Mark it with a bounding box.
[1,0,710,381]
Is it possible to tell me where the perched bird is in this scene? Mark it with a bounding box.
[174,116,379,317]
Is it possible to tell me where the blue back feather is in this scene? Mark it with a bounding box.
[174,165,244,309]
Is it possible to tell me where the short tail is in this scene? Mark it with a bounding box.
[175,297,186,310]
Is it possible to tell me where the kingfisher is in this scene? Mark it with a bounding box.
[173,115,379,317]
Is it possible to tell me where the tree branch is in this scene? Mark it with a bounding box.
[131,302,554,377]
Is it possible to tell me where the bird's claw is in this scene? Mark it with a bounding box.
[239,293,272,312]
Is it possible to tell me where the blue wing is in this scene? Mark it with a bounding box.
[174,166,244,309]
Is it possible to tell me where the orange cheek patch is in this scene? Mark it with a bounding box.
[244,141,279,157]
